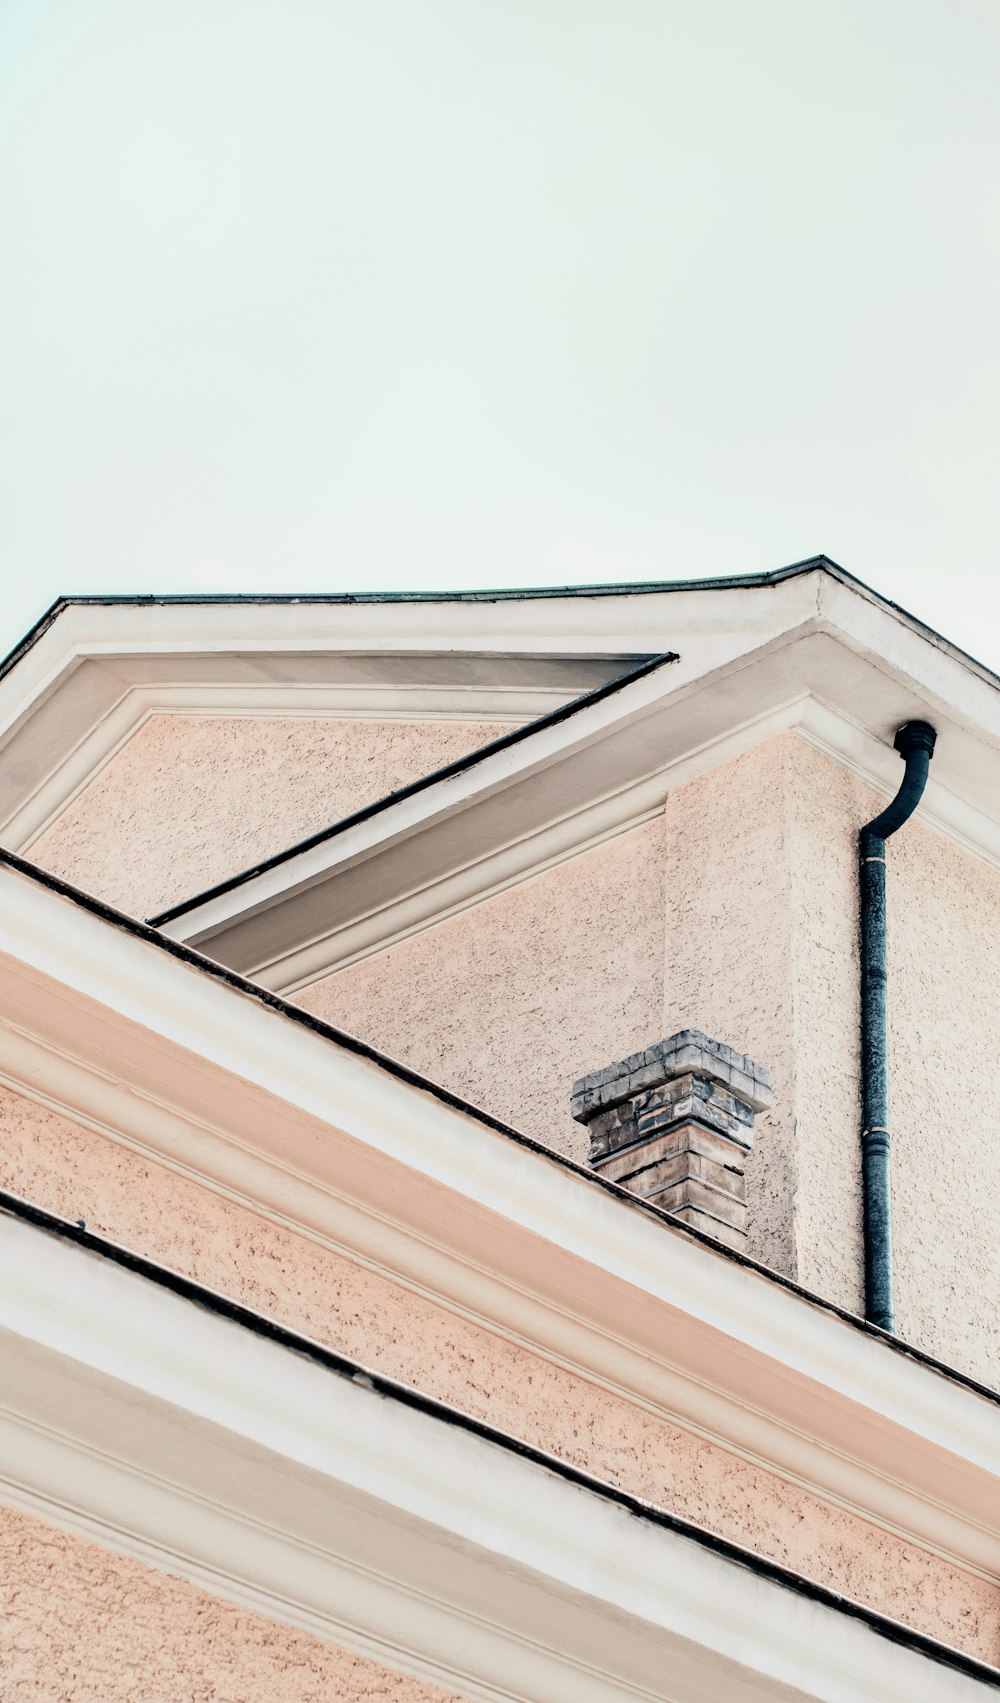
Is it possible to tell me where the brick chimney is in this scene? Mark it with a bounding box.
[571,1031,771,1251]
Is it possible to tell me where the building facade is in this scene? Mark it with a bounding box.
[1,557,998,1699]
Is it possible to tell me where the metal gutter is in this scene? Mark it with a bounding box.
[1,844,997,1409]
[1,1184,997,1689]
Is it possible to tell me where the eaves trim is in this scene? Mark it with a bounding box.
[3,1185,998,1694]
[1,842,997,1412]
[149,649,679,927]
[6,554,1000,699]
[0,556,824,683]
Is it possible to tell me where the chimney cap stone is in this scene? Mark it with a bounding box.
[571,1029,772,1124]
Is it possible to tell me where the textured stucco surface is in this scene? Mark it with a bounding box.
[2,1501,465,1703]
[2,1083,997,1662]
[28,713,516,919]
[887,806,1000,1385]
[299,819,667,1160]
[783,736,867,1310]
[661,737,799,1277]
[663,732,1000,1384]
[301,730,1000,1385]
[659,735,868,1299]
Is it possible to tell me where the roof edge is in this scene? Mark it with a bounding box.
[5,554,999,725]
[1,843,997,1413]
[150,649,678,927]
[2,1185,998,1690]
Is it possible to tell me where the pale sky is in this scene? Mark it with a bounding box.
[1,1,999,668]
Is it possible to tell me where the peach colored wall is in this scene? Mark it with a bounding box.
[666,732,1000,1385]
[881,790,1000,1381]
[659,734,866,1297]
[661,736,799,1278]
[2,1083,996,1663]
[3,1501,464,1703]
[299,819,666,1160]
[28,713,516,920]
[301,731,1000,1388]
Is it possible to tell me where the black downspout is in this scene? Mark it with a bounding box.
[859,720,937,1331]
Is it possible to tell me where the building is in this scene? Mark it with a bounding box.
[0,555,998,1700]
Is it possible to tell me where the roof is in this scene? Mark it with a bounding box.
[143,560,1000,990]
[4,553,998,685]
[7,554,1000,988]
[0,841,997,1608]
[5,1183,998,1697]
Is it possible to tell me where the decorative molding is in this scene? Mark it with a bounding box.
[797,697,1000,873]
[5,680,565,856]
[164,664,1000,994]
[0,604,645,851]
[260,696,811,991]
[1,1210,995,1703]
[9,566,1000,922]
[0,860,996,1589]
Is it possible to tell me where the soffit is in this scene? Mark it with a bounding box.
[0,557,940,857]
[2,1204,996,1703]
[158,568,1000,987]
[0,854,997,1585]
[0,641,643,853]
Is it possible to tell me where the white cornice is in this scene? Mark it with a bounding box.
[1,1210,996,1703]
[0,567,831,858]
[160,602,1000,988]
[0,592,669,850]
[1,671,603,855]
[0,860,997,1590]
[6,567,1000,874]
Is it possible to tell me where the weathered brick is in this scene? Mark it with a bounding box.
[574,1029,770,1251]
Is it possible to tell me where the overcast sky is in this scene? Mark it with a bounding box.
[1,1,999,667]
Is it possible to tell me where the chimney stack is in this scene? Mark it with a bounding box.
[571,1031,771,1251]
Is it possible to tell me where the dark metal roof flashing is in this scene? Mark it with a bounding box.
[150,648,678,926]
[2,1184,998,1689]
[1,845,997,1413]
[6,553,1000,695]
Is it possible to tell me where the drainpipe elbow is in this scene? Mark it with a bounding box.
[862,720,937,844]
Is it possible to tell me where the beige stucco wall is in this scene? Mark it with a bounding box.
[27,703,999,1383]
[3,1501,465,1703]
[2,1083,997,1662]
[662,732,1000,1385]
[658,734,865,1297]
[301,730,1000,1388]
[28,713,516,920]
[664,732,1000,1385]
[661,735,800,1277]
[299,751,800,1270]
[887,805,1000,1379]
[300,818,667,1159]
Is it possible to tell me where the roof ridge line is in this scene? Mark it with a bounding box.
[0,555,838,684]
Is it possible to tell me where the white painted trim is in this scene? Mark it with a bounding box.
[0,1213,994,1703]
[10,566,1000,901]
[0,603,643,850]
[162,622,1000,990]
[264,697,807,990]
[797,698,1000,871]
[5,681,552,855]
[0,861,996,1588]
